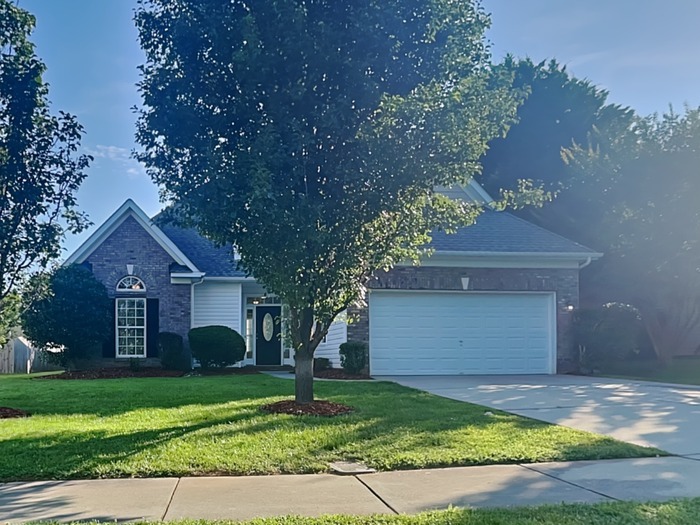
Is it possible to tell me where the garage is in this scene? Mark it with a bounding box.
[369,290,556,375]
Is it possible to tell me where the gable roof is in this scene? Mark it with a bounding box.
[428,209,600,257]
[64,199,201,272]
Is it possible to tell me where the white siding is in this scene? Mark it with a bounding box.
[192,282,243,333]
[314,311,348,367]
[370,291,555,375]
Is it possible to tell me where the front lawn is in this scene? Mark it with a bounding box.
[0,373,660,481]
[52,499,700,525]
[602,357,700,386]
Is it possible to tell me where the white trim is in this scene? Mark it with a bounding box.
[466,179,496,206]
[64,199,200,272]
[253,303,283,366]
[204,276,256,282]
[115,297,147,359]
[430,250,603,259]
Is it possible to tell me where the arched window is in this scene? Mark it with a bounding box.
[116,275,146,292]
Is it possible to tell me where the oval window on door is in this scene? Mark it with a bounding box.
[262,313,274,341]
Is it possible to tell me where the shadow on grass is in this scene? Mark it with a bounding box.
[0,376,661,481]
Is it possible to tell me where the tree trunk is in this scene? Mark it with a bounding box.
[295,350,314,404]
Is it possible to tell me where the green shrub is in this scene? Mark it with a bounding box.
[314,357,331,372]
[21,265,111,368]
[159,332,191,371]
[339,341,367,374]
[572,303,647,372]
[188,325,245,369]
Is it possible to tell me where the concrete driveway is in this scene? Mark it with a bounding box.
[375,375,700,456]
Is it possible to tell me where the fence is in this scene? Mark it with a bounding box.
[0,337,53,374]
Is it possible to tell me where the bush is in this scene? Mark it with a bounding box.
[314,357,331,372]
[159,332,191,371]
[339,341,367,374]
[572,303,648,372]
[21,265,111,368]
[189,325,245,369]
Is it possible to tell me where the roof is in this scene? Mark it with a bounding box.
[428,209,599,256]
[64,199,201,271]
[159,225,247,277]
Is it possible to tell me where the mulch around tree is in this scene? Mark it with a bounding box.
[261,399,354,417]
[0,407,30,419]
[35,368,185,380]
[314,368,372,380]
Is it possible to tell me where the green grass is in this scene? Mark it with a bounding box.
[45,499,700,525]
[0,373,661,481]
[603,357,700,386]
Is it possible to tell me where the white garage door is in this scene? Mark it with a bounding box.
[369,291,555,375]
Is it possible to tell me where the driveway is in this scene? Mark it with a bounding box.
[375,375,700,456]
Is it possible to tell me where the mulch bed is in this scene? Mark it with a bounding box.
[198,367,261,376]
[35,368,185,380]
[0,407,30,419]
[314,368,372,380]
[261,399,354,417]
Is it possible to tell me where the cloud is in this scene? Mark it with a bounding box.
[85,144,147,180]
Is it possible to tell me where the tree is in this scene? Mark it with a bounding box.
[0,1,91,305]
[22,265,111,367]
[135,0,521,403]
[566,107,700,362]
[480,58,635,240]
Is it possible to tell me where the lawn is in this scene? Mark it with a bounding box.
[603,357,700,386]
[51,499,700,525]
[0,373,661,481]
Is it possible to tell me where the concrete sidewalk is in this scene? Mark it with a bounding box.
[3,456,700,523]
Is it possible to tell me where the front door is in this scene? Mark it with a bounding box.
[255,305,282,365]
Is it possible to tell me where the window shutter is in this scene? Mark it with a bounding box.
[146,299,160,358]
[102,299,116,358]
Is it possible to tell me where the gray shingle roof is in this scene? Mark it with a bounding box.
[159,225,247,277]
[428,209,598,254]
[158,209,595,278]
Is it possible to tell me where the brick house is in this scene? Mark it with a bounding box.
[64,181,600,374]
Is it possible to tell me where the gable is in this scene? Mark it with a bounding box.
[64,200,200,272]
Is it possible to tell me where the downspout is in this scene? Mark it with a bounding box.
[190,276,205,329]
[578,257,593,269]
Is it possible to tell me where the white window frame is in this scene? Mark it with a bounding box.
[116,276,147,292]
[115,297,147,358]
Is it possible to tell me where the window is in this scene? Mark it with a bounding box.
[116,276,146,292]
[116,298,146,357]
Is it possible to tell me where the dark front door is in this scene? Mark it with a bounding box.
[255,305,282,366]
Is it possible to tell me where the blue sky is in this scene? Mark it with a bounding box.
[19,0,700,256]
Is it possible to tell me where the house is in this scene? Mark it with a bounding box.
[64,181,600,375]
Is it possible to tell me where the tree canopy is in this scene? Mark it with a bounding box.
[0,0,91,309]
[567,107,700,361]
[22,264,112,367]
[135,0,521,402]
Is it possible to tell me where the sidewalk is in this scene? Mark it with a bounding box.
[3,455,700,523]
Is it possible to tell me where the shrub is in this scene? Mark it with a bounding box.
[573,303,648,372]
[189,325,245,369]
[314,357,331,372]
[21,265,111,368]
[339,341,367,375]
[159,332,191,371]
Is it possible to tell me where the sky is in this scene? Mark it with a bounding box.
[18,0,700,256]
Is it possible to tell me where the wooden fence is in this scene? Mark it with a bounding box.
[0,337,52,374]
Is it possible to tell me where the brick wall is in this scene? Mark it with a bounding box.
[347,266,580,372]
[86,215,191,341]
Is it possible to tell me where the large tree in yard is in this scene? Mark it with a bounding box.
[22,264,111,367]
[566,108,700,363]
[135,0,521,403]
[0,1,91,338]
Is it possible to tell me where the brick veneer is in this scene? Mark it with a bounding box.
[86,215,191,344]
[346,266,580,372]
